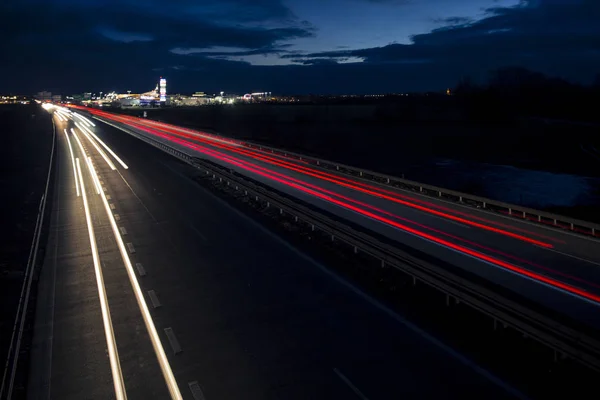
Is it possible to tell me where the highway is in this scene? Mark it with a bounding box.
[24,107,526,399]
[74,106,600,327]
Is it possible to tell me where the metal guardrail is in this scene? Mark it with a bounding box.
[241,143,600,238]
[95,116,600,374]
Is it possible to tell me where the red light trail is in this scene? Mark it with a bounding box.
[68,106,600,303]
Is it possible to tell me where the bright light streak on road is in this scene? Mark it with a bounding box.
[86,157,101,194]
[86,160,183,399]
[76,158,127,400]
[73,113,91,127]
[63,129,80,196]
[81,114,96,126]
[78,123,128,169]
[55,108,71,120]
[73,125,116,170]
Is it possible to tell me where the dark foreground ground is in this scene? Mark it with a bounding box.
[114,103,600,223]
[0,104,53,380]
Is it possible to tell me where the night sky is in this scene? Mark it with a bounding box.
[2,0,599,94]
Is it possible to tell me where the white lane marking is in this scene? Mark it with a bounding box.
[542,246,600,267]
[63,129,80,196]
[126,243,136,254]
[163,328,182,355]
[78,122,128,169]
[86,157,101,195]
[333,368,369,400]
[425,212,472,229]
[148,290,162,308]
[114,214,121,221]
[188,381,206,400]
[187,223,207,241]
[135,263,147,276]
[73,112,91,127]
[74,125,116,170]
[76,158,127,400]
[110,203,116,210]
[120,227,128,236]
[85,160,183,399]
[106,195,111,200]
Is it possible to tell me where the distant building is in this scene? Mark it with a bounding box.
[0,95,28,104]
[117,97,141,107]
[35,91,52,101]
[51,94,62,102]
[159,77,167,102]
[83,92,92,101]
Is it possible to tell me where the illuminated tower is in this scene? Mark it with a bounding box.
[159,77,167,102]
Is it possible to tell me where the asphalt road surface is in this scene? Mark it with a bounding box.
[27,108,525,399]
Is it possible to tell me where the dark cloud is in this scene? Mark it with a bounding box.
[285,0,600,87]
[1,0,599,94]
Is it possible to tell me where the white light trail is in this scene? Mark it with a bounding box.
[55,108,71,120]
[76,158,127,400]
[72,126,116,170]
[85,160,183,400]
[63,129,80,196]
[73,112,91,127]
[77,122,128,169]
[82,114,96,126]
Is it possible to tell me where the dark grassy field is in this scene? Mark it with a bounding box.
[0,104,53,375]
